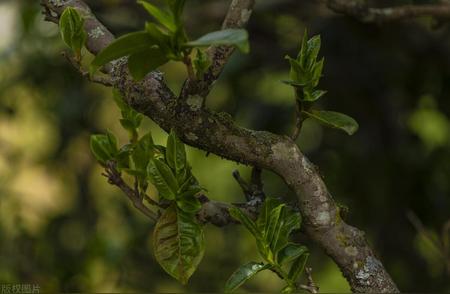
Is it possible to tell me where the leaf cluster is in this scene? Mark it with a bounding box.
[284,31,359,136]
[89,0,249,80]
[226,199,309,293]
[90,92,205,284]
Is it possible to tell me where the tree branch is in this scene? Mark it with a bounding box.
[324,0,450,23]
[42,1,399,292]
[181,0,255,98]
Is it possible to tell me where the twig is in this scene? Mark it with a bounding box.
[406,210,445,256]
[41,3,59,23]
[61,51,113,87]
[233,169,265,204]
[102,161,158,221]
[298,267,319,293]
[324,0,450,23]
[291,99,304,140]
[251,167,263,192]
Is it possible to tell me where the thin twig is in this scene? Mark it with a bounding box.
[324,0,450,23]
[41,3,59,23]
[407,210,445,255]
[61,52,113,86]
[103,161,158,221]
[291,99,304,140]
[251,167,263,192]
[298,267,319,293]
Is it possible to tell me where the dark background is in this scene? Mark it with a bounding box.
[0,0,449,292]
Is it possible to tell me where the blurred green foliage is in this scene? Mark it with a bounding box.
[0,0,449,292]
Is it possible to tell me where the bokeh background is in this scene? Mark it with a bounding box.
[0,0,449,292]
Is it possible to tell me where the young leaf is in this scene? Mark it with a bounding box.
[90,134,117,165]
[116,144,132,169]
[166,0,186,24]
[264,204,285,252]
[256,198,282,233]
[91,31,158,73]
[311,57,324,87]
[176,196,202,214]
[298,30,308,66]
[177,186,202,199]
[193,49,211,79]
[113,89,128,111]
[305,35,321,70]
[288,253,309,281]
[224,262,271,293]
[303,89,327,102]
[153,204,205,284]
[132,132,155,171]
[166,129,186,175]
[277,243,308,265]
[128,47,169,80]
[281,79,307,88]
[138,0,176,32]
[59,7,86,58]
[303,110,359,135]
[185,29,250,53]
[147,159,178,200]
[229,207,261,240]
[271,210,301,254]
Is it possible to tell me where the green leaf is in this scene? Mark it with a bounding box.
[305,35,321,70]
[277,243,308,265]
[229,207,260,240]
[147,159,178,200]
[311,57,324,87]
[91,31,158,73]
[271,209,301,254]
[285,56,309,85]
[298,30,308,66]
[193,49,211,79]
[177,185,201,198]
[224,262,271,293]
[132,132,155,171]
[128,47,169,80]
[90,134,117,165]
[303,110,359,135]
[176,196,202,213]
[303,89,327,102]
[288,253,309,281]
[185,29,249,53]
[166,0,186,23]
[113,89,128,111]
[281,285,296,294]
[153,204,205,284]
[281,79,307,88]
[59,7,86,57]
[138,0,176,32]
[265,204,285,252]
[166,129,186,175]
[116,144,132,169]
[256,198,282,233]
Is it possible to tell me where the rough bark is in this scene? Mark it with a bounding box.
[41,0,399,292]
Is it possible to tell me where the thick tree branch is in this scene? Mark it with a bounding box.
[325,0,450,23]
[42,1,399,292]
